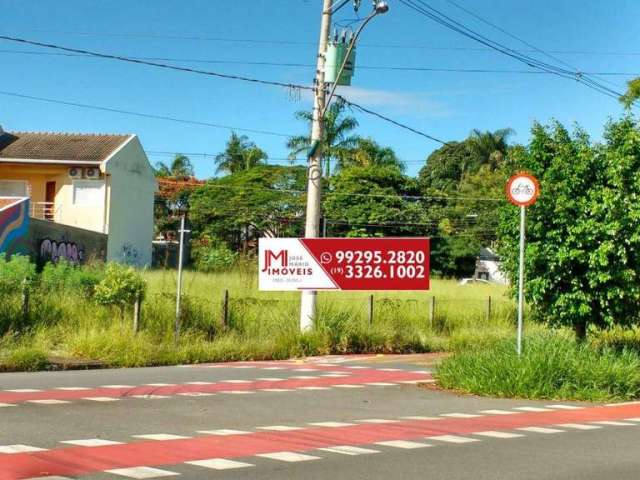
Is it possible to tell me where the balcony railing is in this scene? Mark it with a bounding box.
[30,202,60,221]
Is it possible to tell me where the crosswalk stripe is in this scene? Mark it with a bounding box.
[55,387,90,391]
[185,458,254,470]
[358,419,399,424]
[0,444,46,453]
[440,413,482,418]
[257,425,303,431]
[27,399,70,405]
[474,431,524,439]
[105,466,179,478]
[319,445,379,455]
[556,423,602,430]
[591,421,636,426]
[0,403,16,407]
[132,434,190,441]
[309,422,355,427]
[83,397,119,402]
[256,451,320,462]
[5,389,41,393]
[401,416,441,421]
[334,384,364,388]
[260,388,294,392]
[517,427,564,434]
[429,435,479,444]
[61,439,123,447]
[480,409,518,415]
[197,429,251,435]
[375,440,430,449]
[514,407,554,412]
[546,404,583,410]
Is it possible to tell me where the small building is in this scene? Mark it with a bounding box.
[0,127,157,266]
[474,247,508,284]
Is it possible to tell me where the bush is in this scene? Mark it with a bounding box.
[2,347,49,371]
[94,263,146,310]
[40,260,105,297]
[0,255,36,295]
[192,241,238,272]
[436,332,640,402]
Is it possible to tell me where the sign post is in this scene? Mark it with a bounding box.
[506,173,540,356]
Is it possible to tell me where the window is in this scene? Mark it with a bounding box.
[0,180,28,197]
[72,180,105,206]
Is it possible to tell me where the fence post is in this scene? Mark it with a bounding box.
[486,295,492,322]
[21,279,29,323]
[221,289,229,330]
[429,296,436,329]
[367,294,374,327]
[133,293,141,333]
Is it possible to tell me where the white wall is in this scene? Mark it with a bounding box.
[104,136,157,267]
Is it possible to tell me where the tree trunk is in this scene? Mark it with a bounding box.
[574,320,587,342]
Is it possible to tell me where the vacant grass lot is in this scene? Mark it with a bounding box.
[0,268,516,370]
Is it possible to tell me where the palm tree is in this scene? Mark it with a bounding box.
[287,101,360,176]
[466,128,514,171]
[342,137,405,172]
[154,154,194,179]
[215,132,268,175]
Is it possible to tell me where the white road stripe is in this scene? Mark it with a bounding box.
[606,401,640,407]
[379,368,402,371]
[5,389,41,393]
[198,429,251,436]
[221,390,253,394]
[101,385,134,389]
[27,400,70,405]
[105,466,179,478]
[346,366,367,369]
[480,409,518,415]
[132,434,190,441]
[429,435,479,444]
[221,380,251,384]
[401,416,441,421]
[0,403,16,407]
[517,427,564,434]
[260,388,294,392]
[334,384,364,388]
[514,407,554,412]
[26,476,72,480]
[358,419,399,424]
[297,386,331,390]
[261,367,286,370]
[365,382,396,386]
[130,395,170,400]
[625,418,640,422]
[145,383,174,387]
[232,366,254,369]
[319,445,379,455]
[61,439,122,447]
[397,380,423,384]
[591,421,636,426]
[0,444,46,453]
[293,368,316,372]
[375,440,430,449]
[83,397,119,402]
[546,404,583,410]
[320,374,349,378]
[440,413,482,418]
[256,378,285,381]
[291,375,317,379]
[557,423,602,430]
[257,451,320,462]
[257,425,303,431]
[55,387,89,391]
[184,382,212,385]
[308,422,355,428]
[176,392,215,397]
[186,458,253,470]
[474,431,524,439]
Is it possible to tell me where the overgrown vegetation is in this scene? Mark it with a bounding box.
[437,332,640,402]
[0,257,513,370]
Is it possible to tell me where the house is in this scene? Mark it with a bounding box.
[473,247,508,284]
[0,127,157,266]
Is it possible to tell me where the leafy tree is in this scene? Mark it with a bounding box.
[323,166,426,237]
[287,101,360,175]
[189,165,306,252]
[497,118,640,339]
[466,128,514,170]
[154,154,194,179]
[620,78,640,109]
[341,138,405,172]
[215,132,268,175]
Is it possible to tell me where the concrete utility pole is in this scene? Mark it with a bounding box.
[300,0,333,331]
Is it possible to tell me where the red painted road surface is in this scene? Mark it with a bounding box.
[2,403,639,479]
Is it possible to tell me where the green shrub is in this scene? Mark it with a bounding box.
[2,347,49,371]
[591,326,640,354]
[94,263,146,311]
[0,255,35,295]
[192,241,238,272]
[436,332,640,402]
[40,260,105,297]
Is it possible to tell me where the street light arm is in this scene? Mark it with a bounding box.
[322,8,380,117]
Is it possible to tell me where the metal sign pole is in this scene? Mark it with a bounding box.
[175,215,187,344]
[516,205,526,356]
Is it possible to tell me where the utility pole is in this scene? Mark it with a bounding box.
[300,0,333,331]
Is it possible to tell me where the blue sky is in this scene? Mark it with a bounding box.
[1,0,638,177]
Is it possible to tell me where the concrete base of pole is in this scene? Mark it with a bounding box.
[300,290,317,331]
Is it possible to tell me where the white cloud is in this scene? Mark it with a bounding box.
[335,86,452,117]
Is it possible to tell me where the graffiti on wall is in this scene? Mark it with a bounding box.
[119,242,140,265]
[0,198,30,255]
[39,238,85,264]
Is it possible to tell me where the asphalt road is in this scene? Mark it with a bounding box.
[0,354,639,480]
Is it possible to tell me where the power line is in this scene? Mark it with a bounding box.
[2,49,637,76]
[9,30,640,56]
[0,90,292,138]
[0,36,448,145]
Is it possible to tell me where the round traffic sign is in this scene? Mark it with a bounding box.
[506,173,540,206]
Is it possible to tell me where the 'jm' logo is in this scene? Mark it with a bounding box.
[262,250,288,271]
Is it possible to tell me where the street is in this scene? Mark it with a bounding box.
[1,355,639,480]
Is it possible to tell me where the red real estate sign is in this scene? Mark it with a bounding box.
[259,237,430,291]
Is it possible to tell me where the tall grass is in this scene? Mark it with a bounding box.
[437,332,640,401]
[0,267,515,369]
